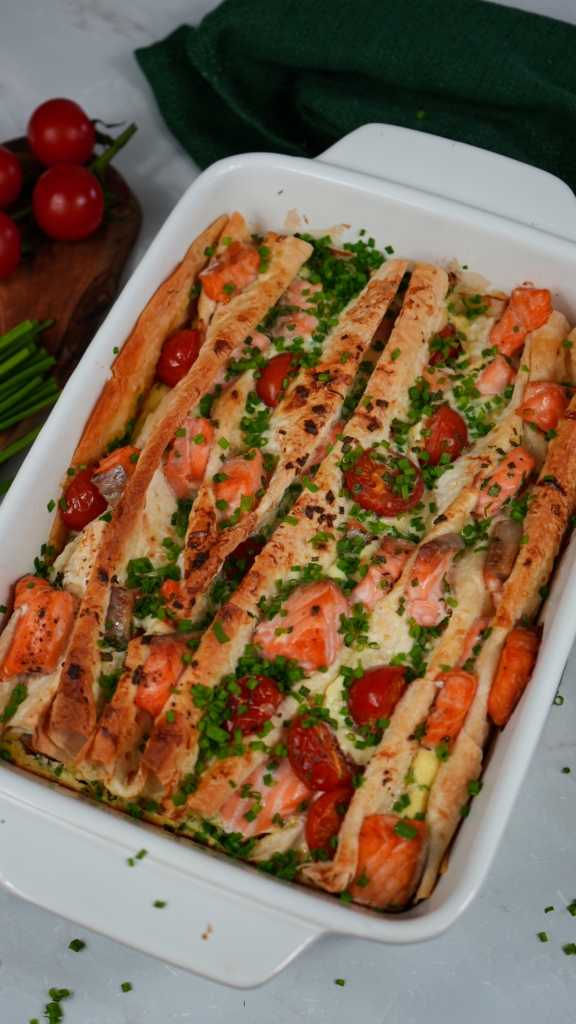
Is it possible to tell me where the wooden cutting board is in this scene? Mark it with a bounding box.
[0,137,142,455]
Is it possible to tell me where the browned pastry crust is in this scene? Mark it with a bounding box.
[41,233,313,760]
[175,260,409,620]
[46,215,229,560]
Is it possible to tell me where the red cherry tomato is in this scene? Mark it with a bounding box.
[421,405,468,467]
[62,468,108,532]
[305,786,353,859]
[348,665,408,730]
[223,535,266,580]
[0,212,21,281]
[256,352,302,408]
[224,675,282,736]
[0,147,23,208]
[156,329,202,388]
[33,164,104,242]
[288,717,353,791]
[27,98,95,167]
[428,324,463,366]
[345,449,425,517]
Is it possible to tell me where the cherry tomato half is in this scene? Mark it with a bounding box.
[33,164,104,242]
[428,324,463,366]
[305,786,353,859]
[348,665,408,730]
[345,449,425,517]
[0,147,23,208]
[256,352,302,408]
[223,535,266,580]
[156,329,202,388]
[0,211,21,281]
[62,468,107,532]
[288,717,353,791]
[421,405,468,467]
[224,675,282,736]
[27,98,95,167]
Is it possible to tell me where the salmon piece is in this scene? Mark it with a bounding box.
[351,536,416,611]
[273,309,319,338]
[255,580,350,672]
[218,757,313,838]
[421,669,477,750]
[458,616,492,668]
[273,280,321,338]
[214,448,265,522]
[213,330,271,390]
[406,535,464,627]
[3,582,77,676]
[476,355,516,397]
[489,287,553,357]
[474,446,536,519]
[484,517,524,606]
[309,419,345,469]
[281,279,322,310]
[165,417,214,500]
[519,380,572,433]
[199,241,261,302]
[421,365,455,394]
[92,445,140,506]
[349,814,428,909]
[13,575,53,610]
[134,638,188,719]
[488,625,539,726]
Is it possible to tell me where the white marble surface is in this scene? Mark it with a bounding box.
[2,0,576,1019]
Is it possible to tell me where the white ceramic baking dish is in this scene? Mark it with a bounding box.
[2,124,576,988]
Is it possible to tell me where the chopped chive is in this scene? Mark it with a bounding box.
[68,938,85,952]
[121,981,132,992]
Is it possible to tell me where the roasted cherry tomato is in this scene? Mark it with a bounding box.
[428,324,463,366]
[223,535,266,580]
[33,164,104,242]
[62,467,107,532]
[224,675,282,736]
[27,98,95,167]
[156,329,202,388]
[0,211,21,280]
[421,405,468,467]
[288,717,353,791]
[0,147,23,208]
[348,665,408,730]
[305,786,353,859]
[256,352,302,408]
[345,449,425,517]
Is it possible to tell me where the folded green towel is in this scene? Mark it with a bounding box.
[136,0,576,195]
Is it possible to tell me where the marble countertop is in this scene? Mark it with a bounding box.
[2,0,576,1019]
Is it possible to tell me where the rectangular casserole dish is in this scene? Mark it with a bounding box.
[1,123,576,988]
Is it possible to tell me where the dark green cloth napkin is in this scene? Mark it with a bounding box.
[135,0,576,194]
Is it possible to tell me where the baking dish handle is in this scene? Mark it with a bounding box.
[315,123,576,243]
[0,781,323,988]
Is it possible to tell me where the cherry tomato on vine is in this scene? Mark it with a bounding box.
[348,665,408,730]
[33,164,104,242]
[62,468,107,532]
[0,212,21,281]
[224,675,282,736]
[421,406,468,467]
[256,352,302,408]
[305,786,353,859]
[345,449,425,517]
[0,147,23,208]
[288,717,353,791]
[156,329,202,388]
[27,98,95,167]
[428,324,463,366]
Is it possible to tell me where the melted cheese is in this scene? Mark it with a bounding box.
[401,748,440,818]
